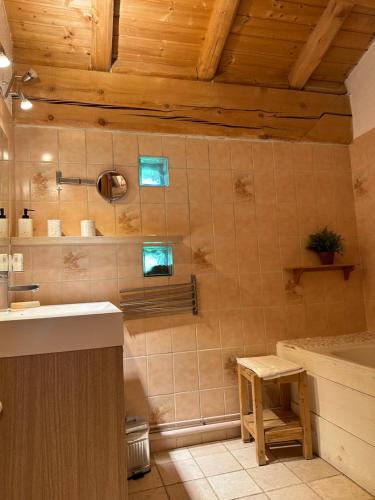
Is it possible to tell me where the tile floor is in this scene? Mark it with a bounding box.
[128,440,373,500]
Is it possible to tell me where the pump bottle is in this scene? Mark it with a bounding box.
[18,208,34,238]
[0,208,8,238]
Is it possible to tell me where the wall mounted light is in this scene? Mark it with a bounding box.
[21,68,38,83]
[19,91,32,110]
[1,68,37,111]
[0,45,11,68]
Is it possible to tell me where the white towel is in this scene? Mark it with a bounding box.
[237,355,303,380]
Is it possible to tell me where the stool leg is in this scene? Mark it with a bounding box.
[238,366,250,442]
[298,371,313,459]
[251,374,266,466]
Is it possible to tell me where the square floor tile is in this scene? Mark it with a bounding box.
[230,444,275,469]
[166,478,217,499]
[196,451,242,476]
[247,462,301,491]
[208,470,261,500]
[128,467,163,493]
[267,483,321,500]
[285,457,339,482]
[223,438,252,451]
[157,458,204,485]
[129,486,168,499]
[153,447,193,464]
[309,475,373,499]
[189,442,227,458]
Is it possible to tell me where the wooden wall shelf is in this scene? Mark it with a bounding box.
[11,235,183,247]
[287,264,355,284]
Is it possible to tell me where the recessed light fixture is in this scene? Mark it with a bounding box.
[19,91,32,110]
[0,45,11,68]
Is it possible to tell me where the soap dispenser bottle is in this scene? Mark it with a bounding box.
[18,208,34,238]
[0,208,8,238]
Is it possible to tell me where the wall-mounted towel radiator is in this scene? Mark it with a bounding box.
[120,275,198,318]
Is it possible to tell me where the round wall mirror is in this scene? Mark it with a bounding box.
[96,170,128,203]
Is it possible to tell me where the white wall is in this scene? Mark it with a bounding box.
[346,40,375,139]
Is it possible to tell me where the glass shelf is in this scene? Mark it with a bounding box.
[11,235,183,246]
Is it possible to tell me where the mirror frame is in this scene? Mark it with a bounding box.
[96,169,128,203]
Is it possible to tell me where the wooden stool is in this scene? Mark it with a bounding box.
[237,355,313,466]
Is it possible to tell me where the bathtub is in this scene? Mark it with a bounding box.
[330,344,375,369]
[277,332,375,495]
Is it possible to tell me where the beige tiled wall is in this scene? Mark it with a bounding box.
[350,127,375,330]
[0,98,14,243]
[14,125,366,430]
[0,158,9,230]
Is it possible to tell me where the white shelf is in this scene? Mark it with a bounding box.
[11,235,183,246]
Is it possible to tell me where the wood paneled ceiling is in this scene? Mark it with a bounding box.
[5,0,375,144]
[4,0,375,94]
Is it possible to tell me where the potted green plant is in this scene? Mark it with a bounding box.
[306,227,344,265]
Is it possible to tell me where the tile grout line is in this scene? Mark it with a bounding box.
[131,439,373,500]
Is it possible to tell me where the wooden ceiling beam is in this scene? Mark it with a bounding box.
[289,0,355,89]
[14,63,352,144]
[90,0,114,71]
[197,0,241,81]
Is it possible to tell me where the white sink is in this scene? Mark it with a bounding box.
[0,302,119,321]
[0,302,123,358]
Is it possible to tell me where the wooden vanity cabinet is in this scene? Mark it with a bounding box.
[0,346,126,500]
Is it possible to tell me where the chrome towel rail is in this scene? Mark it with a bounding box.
[120,275,198,318]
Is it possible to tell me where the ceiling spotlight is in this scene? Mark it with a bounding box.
[0,49,11,69]
[19,91,32,110]
[21,68,38,83]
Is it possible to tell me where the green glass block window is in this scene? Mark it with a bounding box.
[143,246,173,277]
[139,156,169,187]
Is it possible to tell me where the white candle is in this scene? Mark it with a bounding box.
[81,220,96,237]
[47,219,62,237]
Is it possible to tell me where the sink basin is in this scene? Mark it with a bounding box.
[0,302,119,321]
[0,302,123,358]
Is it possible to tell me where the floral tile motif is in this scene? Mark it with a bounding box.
[63,250,88,279]
[285,280,303,302]
[149,404,171,425]
[32,172,49,198]
[118,208,141,234]
[224,355,238,376]
[353,176,368,198]
[193,246,213,269]
[234,174,254,201]
[63,250,85,270]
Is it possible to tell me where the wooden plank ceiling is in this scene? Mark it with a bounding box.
[4,0,375,143]
[5,0,375,93]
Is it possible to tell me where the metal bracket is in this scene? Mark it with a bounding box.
[56,170,96,190]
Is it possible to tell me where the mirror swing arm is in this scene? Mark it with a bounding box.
[56,171,96,187]
[56,170,128,203]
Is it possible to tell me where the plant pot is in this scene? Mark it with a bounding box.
[318,252,335,265]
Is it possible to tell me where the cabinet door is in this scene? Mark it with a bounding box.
[0,347,126,500]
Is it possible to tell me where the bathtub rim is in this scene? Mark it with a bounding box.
[277,334,375,398]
